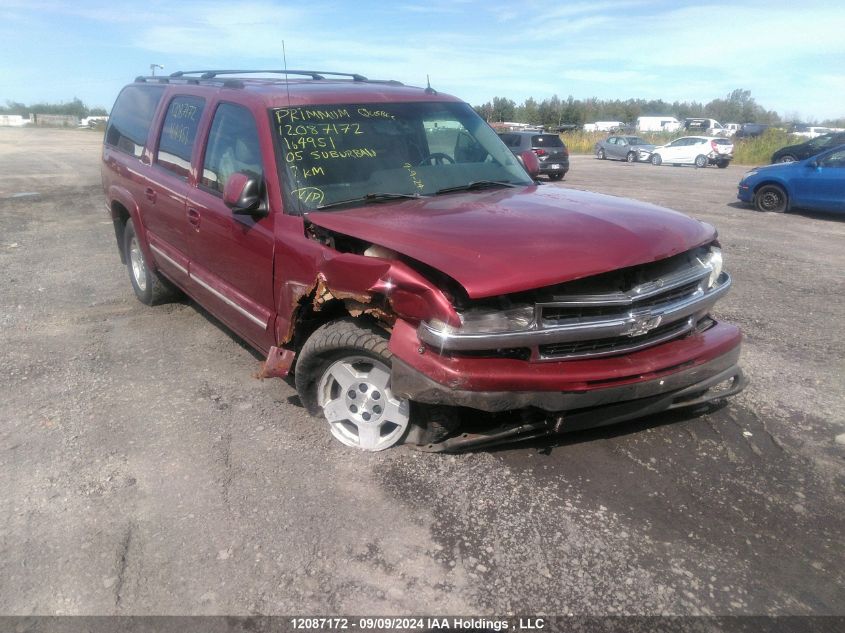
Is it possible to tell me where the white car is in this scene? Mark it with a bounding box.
[650,136,733,168]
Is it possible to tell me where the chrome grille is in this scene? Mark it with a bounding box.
[418,256,731,362]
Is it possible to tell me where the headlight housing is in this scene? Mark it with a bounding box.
[699,247,723,288]
[428,304,535,335]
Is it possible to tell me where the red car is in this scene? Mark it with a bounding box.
[102,70,745,452]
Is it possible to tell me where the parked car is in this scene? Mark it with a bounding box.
[771,132,845,163]
[684,118,728,136]
[738,144,845,213]
[102,69,744,452]
[650,136,733,168]
[594,136,655,162]
[497,131,569,180]
[723,123,741,136]
[734,123,770,139]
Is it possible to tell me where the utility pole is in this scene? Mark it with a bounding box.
[150,64,164,77]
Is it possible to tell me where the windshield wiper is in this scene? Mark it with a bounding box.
[315,192,422,211]
[435,180,519,195]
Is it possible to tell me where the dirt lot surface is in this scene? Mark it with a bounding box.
[1,127,843,616]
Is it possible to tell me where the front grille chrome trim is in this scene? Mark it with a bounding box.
[417,271,731,358]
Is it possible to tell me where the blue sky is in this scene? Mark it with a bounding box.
[1,0,844,121]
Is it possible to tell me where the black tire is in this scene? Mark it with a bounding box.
[626,151,637,163]
[777,155,797,164]
[754,184,788,213]
[717,160,730,169]
[548,172,564,181]
[651,153,662,166]
[123,220,180,305]
[694,155,708,168]
[597,149,606,160]
[295,318,453,450]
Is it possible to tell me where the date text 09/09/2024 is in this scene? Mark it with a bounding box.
[289,617,546,630]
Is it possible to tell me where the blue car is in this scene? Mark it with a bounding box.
[737,144,845,213]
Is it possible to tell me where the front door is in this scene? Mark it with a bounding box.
[186,102,276,351]
[792,148,845,212]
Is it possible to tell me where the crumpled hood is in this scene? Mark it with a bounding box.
[307,185,715,299]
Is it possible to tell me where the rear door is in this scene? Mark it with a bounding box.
[186,101,277,351]
[145,95,206,283]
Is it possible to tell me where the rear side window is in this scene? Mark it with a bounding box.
[532,135,564,147]
[201,103,263,194]
[712,139,731,145]
[105,85,165,157]
[498,134,520,148]
[157,96,206,178]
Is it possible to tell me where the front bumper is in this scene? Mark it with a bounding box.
[737,183,753,203]
[389,318,743,413]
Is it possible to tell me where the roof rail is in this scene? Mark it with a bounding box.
[168,69,370,82]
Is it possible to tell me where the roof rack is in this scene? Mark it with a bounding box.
[169,69,370,82]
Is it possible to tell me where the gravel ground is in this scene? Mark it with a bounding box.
[0,127,843,616]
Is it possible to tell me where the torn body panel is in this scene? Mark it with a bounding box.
[272,214,459,347]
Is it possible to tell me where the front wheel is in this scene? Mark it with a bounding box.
[548,172,564,181]
[651,153,662,166]
[778,155,797,164]
[694,155,708,168]
[596,149,606,160]
[754,184,788,213]
[295,319,454,451]
[716,160,730,169]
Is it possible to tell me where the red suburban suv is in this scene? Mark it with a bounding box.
[102,70,745,451]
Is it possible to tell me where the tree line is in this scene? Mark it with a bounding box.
[473,89,842,128]
[1,98,107,119]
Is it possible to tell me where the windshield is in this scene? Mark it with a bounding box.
[271,102,533,213]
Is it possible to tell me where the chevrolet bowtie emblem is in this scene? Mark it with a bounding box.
[627,313,663,337]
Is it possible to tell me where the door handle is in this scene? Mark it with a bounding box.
[144,187,157,203]
[187,207,201,230]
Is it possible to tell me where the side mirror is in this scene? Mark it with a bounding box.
[223,171,267,216]
[518,149,540,179]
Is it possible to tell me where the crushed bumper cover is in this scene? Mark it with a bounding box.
[392,343,742,413]
[389,319,746,450]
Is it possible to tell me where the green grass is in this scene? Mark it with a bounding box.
[559,129,801,165]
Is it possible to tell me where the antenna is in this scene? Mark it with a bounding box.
[282,40,292,107]
[425,74,437,95]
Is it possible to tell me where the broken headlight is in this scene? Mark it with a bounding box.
[699,247,723,289]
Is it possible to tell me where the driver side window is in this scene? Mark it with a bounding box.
[201,103,263,194]
[821,149,845,168]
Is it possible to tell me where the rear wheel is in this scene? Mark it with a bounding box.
[754,184,788,213]
[548,172,564,181]
[778,155,797,163]
[597,149,606,160]
[717,160,730,169]
[651,153,662,166]
[123,220,180,305]
[626,151,637,163]
[694,155,708,168]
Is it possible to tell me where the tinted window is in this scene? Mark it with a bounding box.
[820,148,845,167]
[498,133,520,148]
[157,96,205,178]
[201,103,263,194]
[532,135,564,147]
[105,85,165,157]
